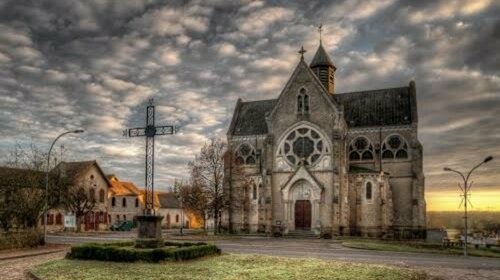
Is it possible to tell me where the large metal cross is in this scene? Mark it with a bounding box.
[124,99,177,215]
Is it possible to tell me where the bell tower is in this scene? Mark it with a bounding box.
[310,25,336,94]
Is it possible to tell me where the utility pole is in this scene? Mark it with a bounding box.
[444,156,493,256]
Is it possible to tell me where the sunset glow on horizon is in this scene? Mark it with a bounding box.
[426,189,500,212]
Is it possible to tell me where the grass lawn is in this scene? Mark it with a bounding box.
[342,240,500,258]
[31,254,430,280]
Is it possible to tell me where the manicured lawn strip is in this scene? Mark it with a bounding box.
[342,240,500,258]
[32,254,429,280]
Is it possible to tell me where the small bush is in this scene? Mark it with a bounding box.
[0,230,43,250]
[66,241,220,262]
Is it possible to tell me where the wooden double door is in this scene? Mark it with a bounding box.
[294,200,311,230]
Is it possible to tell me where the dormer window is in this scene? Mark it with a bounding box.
[297,88,309,114]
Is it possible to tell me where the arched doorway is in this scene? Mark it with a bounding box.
[294,200,311,230]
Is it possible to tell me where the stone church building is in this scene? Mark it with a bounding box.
[224,40,426,239]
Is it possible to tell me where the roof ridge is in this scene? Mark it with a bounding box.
[337,86,409,95]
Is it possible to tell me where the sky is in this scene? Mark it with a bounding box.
[0,0,499,211]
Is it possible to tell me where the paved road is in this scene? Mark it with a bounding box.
[46,233,500,280]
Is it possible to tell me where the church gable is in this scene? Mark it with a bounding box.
[267,59,339,123]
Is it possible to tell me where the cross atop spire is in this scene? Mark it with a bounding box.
[318,24,323,43]
[298,45,307,60]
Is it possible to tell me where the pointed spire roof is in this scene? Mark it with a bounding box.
[310,43,335,69]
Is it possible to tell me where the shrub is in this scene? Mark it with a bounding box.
[66,241,220,262]
[0,230,43,250]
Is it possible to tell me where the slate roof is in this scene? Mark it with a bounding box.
[310,44,335,69]
[231,99,277,136]
[157,192,181,209]
[333,86,415,127]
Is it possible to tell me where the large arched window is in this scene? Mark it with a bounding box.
[234,143,256,165]
[349,137,374,161]
[297,88,309,114]
[366,182,372,200]
[278,125,329,166]
[382,134,409,160]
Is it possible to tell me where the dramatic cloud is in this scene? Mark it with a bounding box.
[0,0,499,210]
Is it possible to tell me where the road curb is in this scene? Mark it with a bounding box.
[0,249,67,261]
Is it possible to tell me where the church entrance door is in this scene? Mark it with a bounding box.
[294,200,311,230]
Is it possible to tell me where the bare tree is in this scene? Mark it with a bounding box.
[61,180,96,232]
[188,138,227,234]
[175,180,209,233]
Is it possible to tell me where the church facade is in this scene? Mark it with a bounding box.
[223,41,426,239]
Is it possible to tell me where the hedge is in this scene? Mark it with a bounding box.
[66,242,220,263]
[0,230,44,250]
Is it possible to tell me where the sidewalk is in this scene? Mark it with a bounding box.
[0,244,69,261]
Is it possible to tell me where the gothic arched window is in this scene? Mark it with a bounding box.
[349,137,374,161]
[382,134,409,160]
[278,125,329,166]
[297,88,309,114]
[366,182,372,200]
[235,143,256,165]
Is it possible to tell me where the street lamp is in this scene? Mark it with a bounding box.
[443,156,493,256]
[44,129,84,244]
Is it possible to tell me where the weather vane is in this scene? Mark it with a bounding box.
[318,24,323,43]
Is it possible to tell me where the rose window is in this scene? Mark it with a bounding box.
[279,126,328,166]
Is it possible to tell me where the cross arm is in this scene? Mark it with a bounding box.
[155,125,177,135]
[124,127,146,137]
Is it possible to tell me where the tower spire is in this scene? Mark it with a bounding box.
[310,25,336,94]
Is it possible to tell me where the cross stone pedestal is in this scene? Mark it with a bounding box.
[136,215,164,248]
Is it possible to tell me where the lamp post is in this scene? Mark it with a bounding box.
[44,129,84,244]
[443,156,493,256]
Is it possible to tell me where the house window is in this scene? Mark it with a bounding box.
[116,214,120,222]
[382,134,409,160]
[123,215,126,221]
[111,197,116,207]
[366,182,372,200]
[135,198,139,208]
[234,143,257,165]
[56,213,62,225]
[349,137,374,161]
[122,197,127,207]
[176,214,179,223]
[297,88,309,114]
[99,189,105,203]
[89,188,95,201]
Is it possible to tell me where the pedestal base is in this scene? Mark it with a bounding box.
[136,215,164,248]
